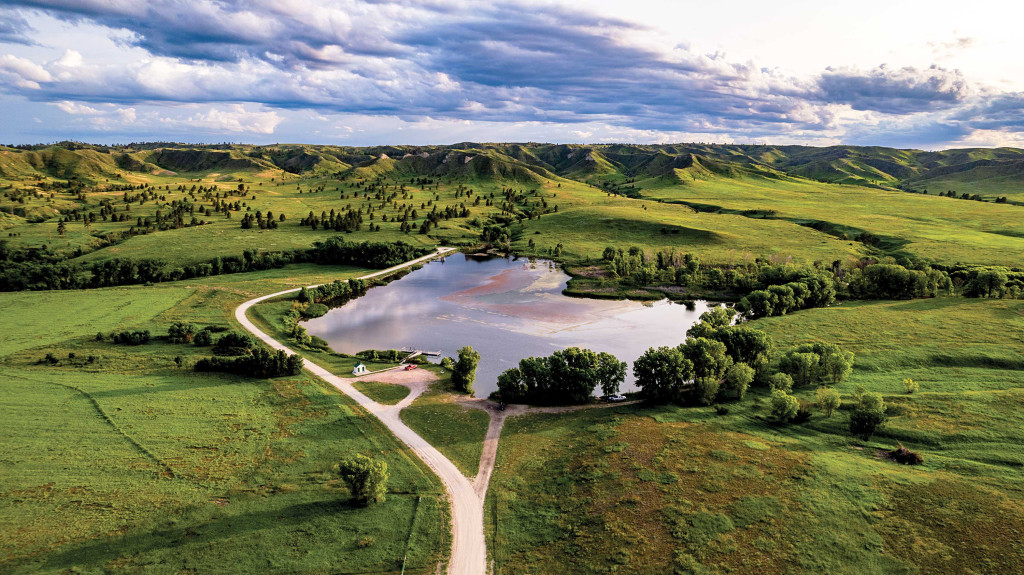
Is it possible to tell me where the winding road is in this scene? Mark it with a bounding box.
[234,247,488,575]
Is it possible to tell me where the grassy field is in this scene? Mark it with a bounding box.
[399,376,490,477]
[0,267,450,574]
[635,174,1024,265]
[487,296,1024,574]
[354,381,412,405]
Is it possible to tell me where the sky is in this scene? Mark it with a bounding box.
[1,0,1022,149]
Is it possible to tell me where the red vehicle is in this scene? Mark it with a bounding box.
[404,364,418,371]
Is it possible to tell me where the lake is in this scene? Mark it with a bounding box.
[302,254,712,397]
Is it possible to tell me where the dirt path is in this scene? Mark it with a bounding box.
[235,247,487,575]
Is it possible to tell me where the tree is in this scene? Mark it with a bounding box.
[687,307,736,339]
[769,373,793,393]
[823,352,854,383]
[681,337,730,405]
[816,386,841,417]
[337,454,388,505]
[722,362,754,400]
[595,351,627,396]
[849,392,886,440]
[768,389,799,424]
[778,351,820,388]
[452,346,480,393]
[633,346,693,404]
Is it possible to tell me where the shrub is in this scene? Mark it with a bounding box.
[902,378,919,394]
[849,392,886,440]
[167,321,198,343]
[214,332,258,355]
[193,329,213,346]
[793,399,813,424]
[887,442,923,465]
[768,373,793,393]
[816,386,841,417]
[195,347,302,378]
[768,389,799,424]
[301,303,329,319]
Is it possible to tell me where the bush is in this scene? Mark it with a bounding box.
[167,321,198,343]
[193,329,213,346]
[793,400,813,424]
[849,392,886,440]
[816,386,841,417]
[300,303,329,319]
[902,378,919,394]
[195,347,303,378]
[768,373,793,393]
[886,442,923,465]
[768,389,799,424]
[111,330,150,345]
[214,332,258,355]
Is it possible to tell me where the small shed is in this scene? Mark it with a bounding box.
[352,363,369,376]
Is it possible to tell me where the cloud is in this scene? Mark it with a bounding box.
[817,65,969,114]
[0,0,1020,147]
[0,8,37,45]
[171,104,283,134]
[0,53,52,88]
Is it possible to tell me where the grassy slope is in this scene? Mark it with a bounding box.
[0,269,448,574]
[488,297,1024,574]
[637,174,1024,265]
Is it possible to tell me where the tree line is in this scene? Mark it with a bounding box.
[0,238,430,291]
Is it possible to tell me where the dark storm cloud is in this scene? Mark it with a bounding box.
[816,65,969,114]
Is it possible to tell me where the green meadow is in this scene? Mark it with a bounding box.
[0,270,448,574]
[487,297,1024,574]
[2,142,1024,574]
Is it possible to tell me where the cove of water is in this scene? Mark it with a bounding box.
[302,254,712,397]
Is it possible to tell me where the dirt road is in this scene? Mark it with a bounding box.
[235,248,487,575]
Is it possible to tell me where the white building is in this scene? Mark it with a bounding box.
[352,363,369,376]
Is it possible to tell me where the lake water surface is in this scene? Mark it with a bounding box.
[302,254,711,397]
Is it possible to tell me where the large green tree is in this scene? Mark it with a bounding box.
[336,454,389,506]
[633,346,693,404]
[452,346,480,393]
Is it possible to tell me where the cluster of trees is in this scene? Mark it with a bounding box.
[194,347,303,378]
[633,307,855,415]
[845,264,952,300]
[0,237,430,291]
[496,347,626,405]
[111,329,151,345]
[596,245,1024,311]
[298,278,368,306]
[240,210,282,230]
[307,237,429,268]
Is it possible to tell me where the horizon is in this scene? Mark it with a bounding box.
[5,139,1018,154]
[2,1,1024,148]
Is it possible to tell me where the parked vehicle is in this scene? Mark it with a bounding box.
[404,364,418,371]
